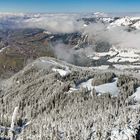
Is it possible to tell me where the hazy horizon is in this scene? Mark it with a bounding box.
[1,11,140,18]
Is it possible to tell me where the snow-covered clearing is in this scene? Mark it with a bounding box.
[77,78,119,96]
[130,87,140,102]
[52,68,71,77]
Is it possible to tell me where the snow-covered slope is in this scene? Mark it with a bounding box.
[108,48,140,63]
[90,47,140,63]
[109,16,140,29]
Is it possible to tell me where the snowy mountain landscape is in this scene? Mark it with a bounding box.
[1,12,140,139]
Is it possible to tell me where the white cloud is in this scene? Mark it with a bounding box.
[83,23,140,49]
[1,13,140,49]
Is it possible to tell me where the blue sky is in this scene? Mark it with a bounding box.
[0,0,140,13]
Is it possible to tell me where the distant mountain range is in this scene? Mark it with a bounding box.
[1,12,140,29]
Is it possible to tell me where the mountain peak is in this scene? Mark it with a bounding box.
[93,12,108,17]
